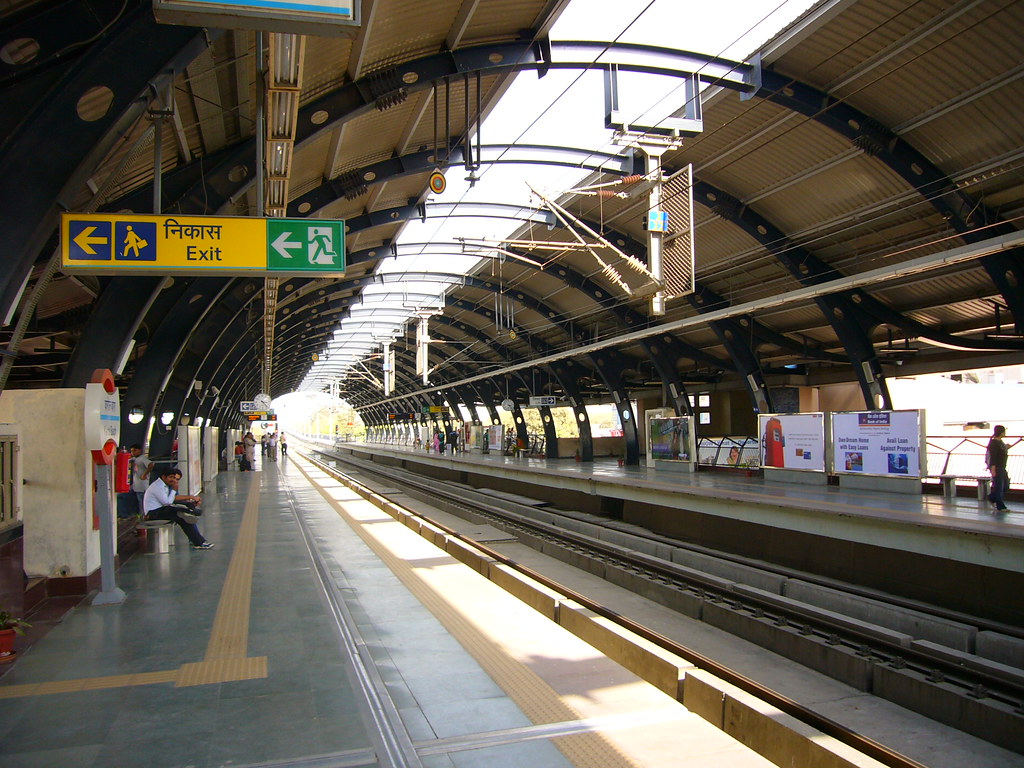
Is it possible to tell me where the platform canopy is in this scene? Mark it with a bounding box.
[0,0,1022,450]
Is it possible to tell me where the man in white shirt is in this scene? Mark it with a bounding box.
[143,467,213,550]
[129,443,153,516]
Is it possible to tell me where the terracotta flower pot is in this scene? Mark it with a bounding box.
[0,628,16,663]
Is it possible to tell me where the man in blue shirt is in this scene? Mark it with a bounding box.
[143,467,214,549]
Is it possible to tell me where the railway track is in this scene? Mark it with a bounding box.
[299,442,1024,763]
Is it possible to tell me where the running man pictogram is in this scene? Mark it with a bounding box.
[308,226,337,265]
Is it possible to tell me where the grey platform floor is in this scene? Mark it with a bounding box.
[0,454,776,768]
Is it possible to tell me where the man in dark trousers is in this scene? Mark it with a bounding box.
[144,467,214,549]
[986,424,1009,513]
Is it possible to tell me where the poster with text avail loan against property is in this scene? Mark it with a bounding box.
[830,410,924,477]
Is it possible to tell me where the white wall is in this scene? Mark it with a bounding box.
[0,390,98,578]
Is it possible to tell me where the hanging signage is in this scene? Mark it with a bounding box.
[830,410,924,477]
[529,395,557,407]
[153,0,360,37]
[387,412,418,422]
[757,413,826,472]
[421,406,448,414]
[61,213,345,277]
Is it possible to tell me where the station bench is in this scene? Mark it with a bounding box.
[135,520,174,554]
[931,474,992,501]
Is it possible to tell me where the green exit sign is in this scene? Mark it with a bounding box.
[266,219,345,273]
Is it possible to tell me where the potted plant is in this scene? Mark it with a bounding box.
[0,609,30,663]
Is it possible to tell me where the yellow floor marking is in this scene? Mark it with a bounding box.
[0,669,179,699]
[294,457,640,768]
[175,476,267,686]
[0,477,268,699]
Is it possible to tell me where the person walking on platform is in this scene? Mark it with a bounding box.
[280,433,287,456]
[143,467,213,549]
[129,443,153,516]
[268,432,278,461]
[986,424,1010,513]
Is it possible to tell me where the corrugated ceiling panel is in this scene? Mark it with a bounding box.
[357,0,461,73]
[749,153,912,237]
[901,83,1024,177]
[770,0,950,90]
[834,1,1024,123]
[301,36,354,104]
[288,131,333,202]
[706,123,855,204]
[460,0,553,43]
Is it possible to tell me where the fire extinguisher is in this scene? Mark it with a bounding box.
[115,449,132,493]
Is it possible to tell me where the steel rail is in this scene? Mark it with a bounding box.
[298,444,940,768]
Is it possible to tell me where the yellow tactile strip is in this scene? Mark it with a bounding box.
[183,475,263,671]
[0,476,268,699]
[294,457,640,768]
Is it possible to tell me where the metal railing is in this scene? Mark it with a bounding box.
[924,435,1022,487]
[697,436,760,468]
[697,434,1022,488]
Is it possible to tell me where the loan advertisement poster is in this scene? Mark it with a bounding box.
[649,416,695,462]
[831,410,924,477]
[758,413,826,471]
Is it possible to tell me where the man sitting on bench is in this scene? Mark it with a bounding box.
[143,467,214,550]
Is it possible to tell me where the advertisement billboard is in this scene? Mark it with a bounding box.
[830,410,924,477]
[758,413,826,472]
[648,416,695,462]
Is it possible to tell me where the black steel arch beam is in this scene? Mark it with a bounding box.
[125,39,753,219]
[119,277,231,453]
[758,69,1024,333]
[63,276,163,387]
[0,7,212,319]
[690,183,889,408]
[175,278,264,427]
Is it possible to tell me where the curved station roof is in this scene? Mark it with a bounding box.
[1,0,1022,454]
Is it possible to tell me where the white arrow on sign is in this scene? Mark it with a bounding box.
[271,230,302,259]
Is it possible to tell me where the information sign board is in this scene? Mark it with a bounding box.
[154,0,360,37]
[61,213,345,277]
[529,395,557,407]
[830,410,924,477]
[758,412,826,472]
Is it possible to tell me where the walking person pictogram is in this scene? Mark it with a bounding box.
[122,225,149,259]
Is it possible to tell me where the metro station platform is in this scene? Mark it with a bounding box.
[0,454,784,768]
[328,441,1024,625]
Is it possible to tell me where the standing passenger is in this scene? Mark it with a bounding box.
[268,432,278,461]
[129,443,153,516]
[986,424,1010,513]
[280,434,288,456]
[243,432,257,469]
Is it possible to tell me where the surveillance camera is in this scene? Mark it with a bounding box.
[209,386,220,396]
